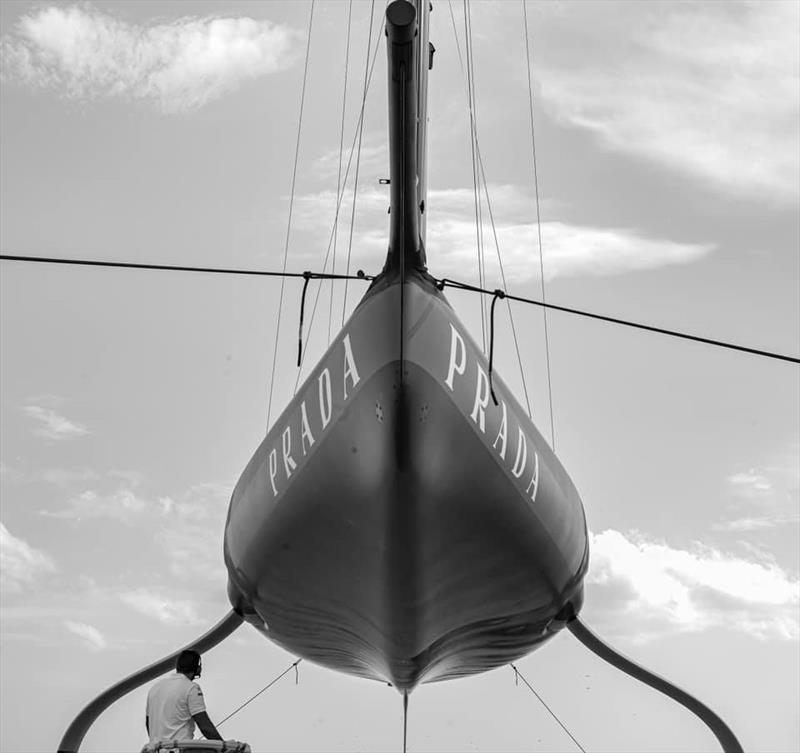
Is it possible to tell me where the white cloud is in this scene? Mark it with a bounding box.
[38,480,230,586]
[715,447,800,530]
[119,588,201,625]
[64,620,107,651]
[23,405,88,440]
[155,483,231,584]
[312,140,389,184]
[42,468,100,485]
[537,1,799,203]
[728,470,774,495]
[586,528,799,642]
[726,453,798,505]
[713,514,800,532]
[107,469,145,488]
[40,487,163,524]
[292,183,714,282]
[0,461,22,483]
[428,214,713,285]
[0,5,301,112]
[0,522,57,594]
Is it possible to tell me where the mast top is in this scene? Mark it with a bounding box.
[382,0,431,277]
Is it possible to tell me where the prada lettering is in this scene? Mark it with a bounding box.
[268,334,361,498]
[446,323,540,503]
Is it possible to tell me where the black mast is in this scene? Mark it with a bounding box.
[384,0,428,275]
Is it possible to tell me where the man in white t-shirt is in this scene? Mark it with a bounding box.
[146,650,223,743]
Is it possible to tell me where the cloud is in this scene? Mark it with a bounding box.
[292,183,714,283]
[64,620,107,650]
[715,447,800,530]
[728,470,774,496]
[0,461,22,483]
[726,454,798,505]
[312,140,389,185]
[713,514,800,532]
[427,211,714,284]
[38,479,230,587]
[155,483,231,584]
[0,5,301,112]
[536,1,799,203]
[107,469,145,487]
[0,522,57,594]
[586,528,799,642]
[40,487,165,523]
[23,405,88,440]
[39,480,230,585]
[42,468,101,485]
[119,588,201,625]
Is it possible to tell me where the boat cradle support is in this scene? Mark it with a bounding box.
[566,617,744,753]
[57,610,243,753]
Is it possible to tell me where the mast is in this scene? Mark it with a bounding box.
[383,0,430,275]
[415,0,431,249]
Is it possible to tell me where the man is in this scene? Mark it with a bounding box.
[145,650,223,743]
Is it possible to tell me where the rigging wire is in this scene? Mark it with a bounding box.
[293,7,386,394]
[447,0,533,418]
[342,0,377,328]
[0,254,371,282]
[329,0,354,347]
[510,663,587,753]
[217,659,302,728]
[436,277,800,365]
[466,0,489,354]
[474,144,534,418]
[522,0,556,449]
[461,0,488,353]
[266,0,316,431]
[2,254,795,364]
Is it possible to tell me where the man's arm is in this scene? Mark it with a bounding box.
[191,711,223,741]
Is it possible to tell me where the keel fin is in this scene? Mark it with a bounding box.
[402,689,409,753]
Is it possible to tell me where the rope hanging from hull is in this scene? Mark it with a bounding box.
[510,663,587,753]
[217,659,303,728]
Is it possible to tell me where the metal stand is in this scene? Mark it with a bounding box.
[568,618,743,753]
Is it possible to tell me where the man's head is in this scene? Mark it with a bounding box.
[176,650,202,679]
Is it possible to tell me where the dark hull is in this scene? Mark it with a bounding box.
[224,275,588,690]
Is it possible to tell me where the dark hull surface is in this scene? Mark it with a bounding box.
[224,274,588,689]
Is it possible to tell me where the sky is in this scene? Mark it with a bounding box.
[0,1,798,751]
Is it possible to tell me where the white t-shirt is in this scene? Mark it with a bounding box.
[146,672,207,742]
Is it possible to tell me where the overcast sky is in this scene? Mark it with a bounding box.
[1,1,798,751]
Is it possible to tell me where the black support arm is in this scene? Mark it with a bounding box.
[567,618,744,753]
[58,610,243,753]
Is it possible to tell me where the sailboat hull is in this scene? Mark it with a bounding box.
[224,276,588,689]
